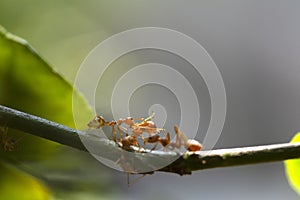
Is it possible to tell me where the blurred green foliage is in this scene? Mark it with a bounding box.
[0,26,116,199]
[285,133,300,196]
[0,1,135,198]
[0,25,92,159]
[0,0,120,82]
[0,163,50,200]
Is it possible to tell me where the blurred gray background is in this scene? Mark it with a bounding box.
[1,0,300,199]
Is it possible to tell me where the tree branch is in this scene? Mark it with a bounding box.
[0,105,299,175]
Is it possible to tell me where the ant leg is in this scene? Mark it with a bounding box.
[159,132,170,151]
[117,125,123,139]
[147,111,155,120]
[132,117,144,122]
[128,174,147,187]
[127,173,130,187]
[150,142,158,151]
[156,128,165,133]
[111,125,117,142]
[174,125,185,149]
[173,128,180,149]
[141,127,164,134]
[119,126,129,136]
[133,112,155,122]
[142,112,155,122]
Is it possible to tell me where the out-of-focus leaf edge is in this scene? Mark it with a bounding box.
[0,25,94,200]
[0,25,68,86]
[285,133,300,196]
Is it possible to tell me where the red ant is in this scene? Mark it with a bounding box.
[88,116,141,150]
[88,115,202,152]
[171,125,202,151]
[144,125,202,152]
[88,112,163,145]
[88,116,121,141]
[120,112,163,136]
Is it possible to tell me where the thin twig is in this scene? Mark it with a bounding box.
[0,105,299,175]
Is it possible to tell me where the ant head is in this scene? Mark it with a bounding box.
[88,116,106,128]
[97,116,106,127]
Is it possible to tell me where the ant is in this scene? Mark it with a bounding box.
[0,125,19,151]
[88,116,121,141]
[88,116,142,150]
[144,125,202,152]
[88,115,202,152]
[88,112,163,143]
[121,112,164,136]
[143,132,171,150]
[171,125,202,151]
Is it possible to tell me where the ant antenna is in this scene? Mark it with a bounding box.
[127,173,129,187]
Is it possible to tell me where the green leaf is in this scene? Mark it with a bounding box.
[0,25,101,199]
[0,162,51,200]
[285,133,300,196]
[0,25,93,159]
[0,25,112,199]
